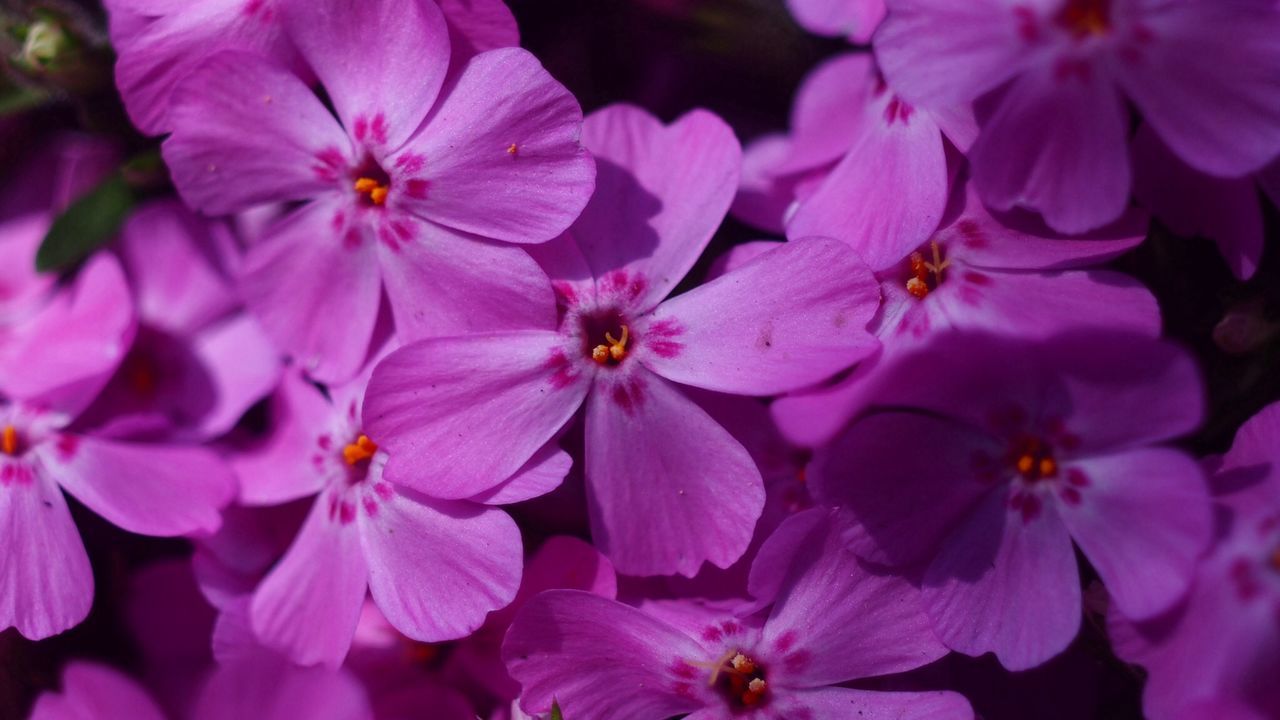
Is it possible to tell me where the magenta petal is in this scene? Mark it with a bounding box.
[284,0,449,152]
[251,500,369,667]
[731,135,795,234]
[1132,124,1265,280]
[439,0,519,60]
[643,238,879,395]
[584,371,764,576]
[364,332,589,499]
[40,437,233,537]
[573,105,741,309]
[377,218,556,343]
[185,314,282,439]
[760,510,948,686]
[780,53,877,175]
[0,212,53,314]
[163,51,351,215]
[873,0,1038,107]
[971,64,1132,234]
[359,490,521,641]
[395,48,594,244]
[502,590,709,720]
[468,441,572,505]
[1057,449,1210,620]
[786,0,886,42]
[231,369,332,505]
[786,111,949,271]
[31,663,166,720]
[1114,2,1280,177]
[923,486,1081,671]
[193,656,373,720]
[0,253,134,416]
[240,200,382,384]
[812,412,999,567]
[0,474,91,640]
[750,687,973,720]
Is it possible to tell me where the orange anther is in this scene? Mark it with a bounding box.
[354,177,379,193]
[592,325,630,365]
[1039,457,1057,478]
[355,177,389,205]
[1,425,16,456]
[906,276,929,300]
[507,143,518,155]
[369,186,388,205]
[1016,454,1035,476]
[342,434,378,465]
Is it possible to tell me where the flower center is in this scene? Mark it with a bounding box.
[1008,435,1057,482]
[592,325,630,365]
[580,308,634,367]
[906,240,949,300]
[1,425,19,456]
[699,650,769,709]
[342,434,378,466]
[1057,0,1110,37]
[352,157,391,207]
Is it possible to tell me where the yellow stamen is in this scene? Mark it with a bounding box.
[592,325,630,365]
[342,434,378,465]
[1,425,16,456]
[354,177,390,205]
[730,653,755,674]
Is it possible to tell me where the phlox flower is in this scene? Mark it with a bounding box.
[502,508,972,720]
[1109,401,1280,719]
[813,330,1212,669]
[162,0,596,382]
[875,0,1280,233]
[365,104,881,577]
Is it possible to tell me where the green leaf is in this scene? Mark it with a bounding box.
[35,171,134,272]
[550,700,564,720]
[0,83,50,116]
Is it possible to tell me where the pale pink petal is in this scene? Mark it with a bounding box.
[239,200,382,384]
[706,240,785,280]
[873,0,1042,107]
[393,48,594,244]
[359,488,521,641]
[971,63,1132,234]
[0,212,53,315]
[468,441,572,505]
[584,370,764,576]
[376,217,556,343]
[39,436,234,537]
[1132,124,1264,280]
[1114,2,1280,177]
[924,486,1081,671]
[162,51,352,215]
[0,253,134,416]
[250,500,369,667]
[502,590,710,720]
[0,473,92,640]
[811,412,999,566]
[364,332,590,499]
[642,238,879,395]
[787,0,886,43]
[760,510,948,686]
[779,53,877,175]
[439,0,519,61]
[572,105,741,309]
[185,314,282,439]
[30,663,166,720]
[1057,449,1210,620]
[230,369,332,505]
[786,107,950,270]
[283,0,449,152]
[731,134,798,234]
[193,655,374,720]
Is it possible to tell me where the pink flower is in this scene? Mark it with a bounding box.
[813,330,1212,669]
[502,509,972,720]
[161,0,596,383]
[1109,401,1280,719]
[875,0,1280,233]
[365,105,881,577]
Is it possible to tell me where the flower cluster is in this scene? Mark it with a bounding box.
[2,0,1279,718]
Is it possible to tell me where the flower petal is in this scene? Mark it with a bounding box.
[1057,448,1211,620]
[239,200,382,384]
[0,472,92,640]
[229,368,332,505]
[250,499,369,667]
[571,105,741,310]
[183,314,283,439]
[283,0,450,152]
[786,0,886,42]
[584,370,764,576]
[439,0,519,61]
[31,663,166,720]
[359,488,521,641]
[468,441,572,505]
[642,238,879,396]
[394,48,594,244]
[692,687,973,720]
[779,53,878,175]
[39,436,234,537]
[163,50,352,215]
[502,589,710,720]
[193,655,374,720]
[364,332,589,499]
[923,486,1081,671]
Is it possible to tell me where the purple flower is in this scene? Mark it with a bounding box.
[502,509,971,720]
[786,0,887,43]
[161,0,596,382]
[875,0,1280,233]
[1109,401,1280,719]
[771,181,1160,447]
[227,355,546,667]
[364,105,881,577]
[73,200,281,442]
[812,330,1212,669]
